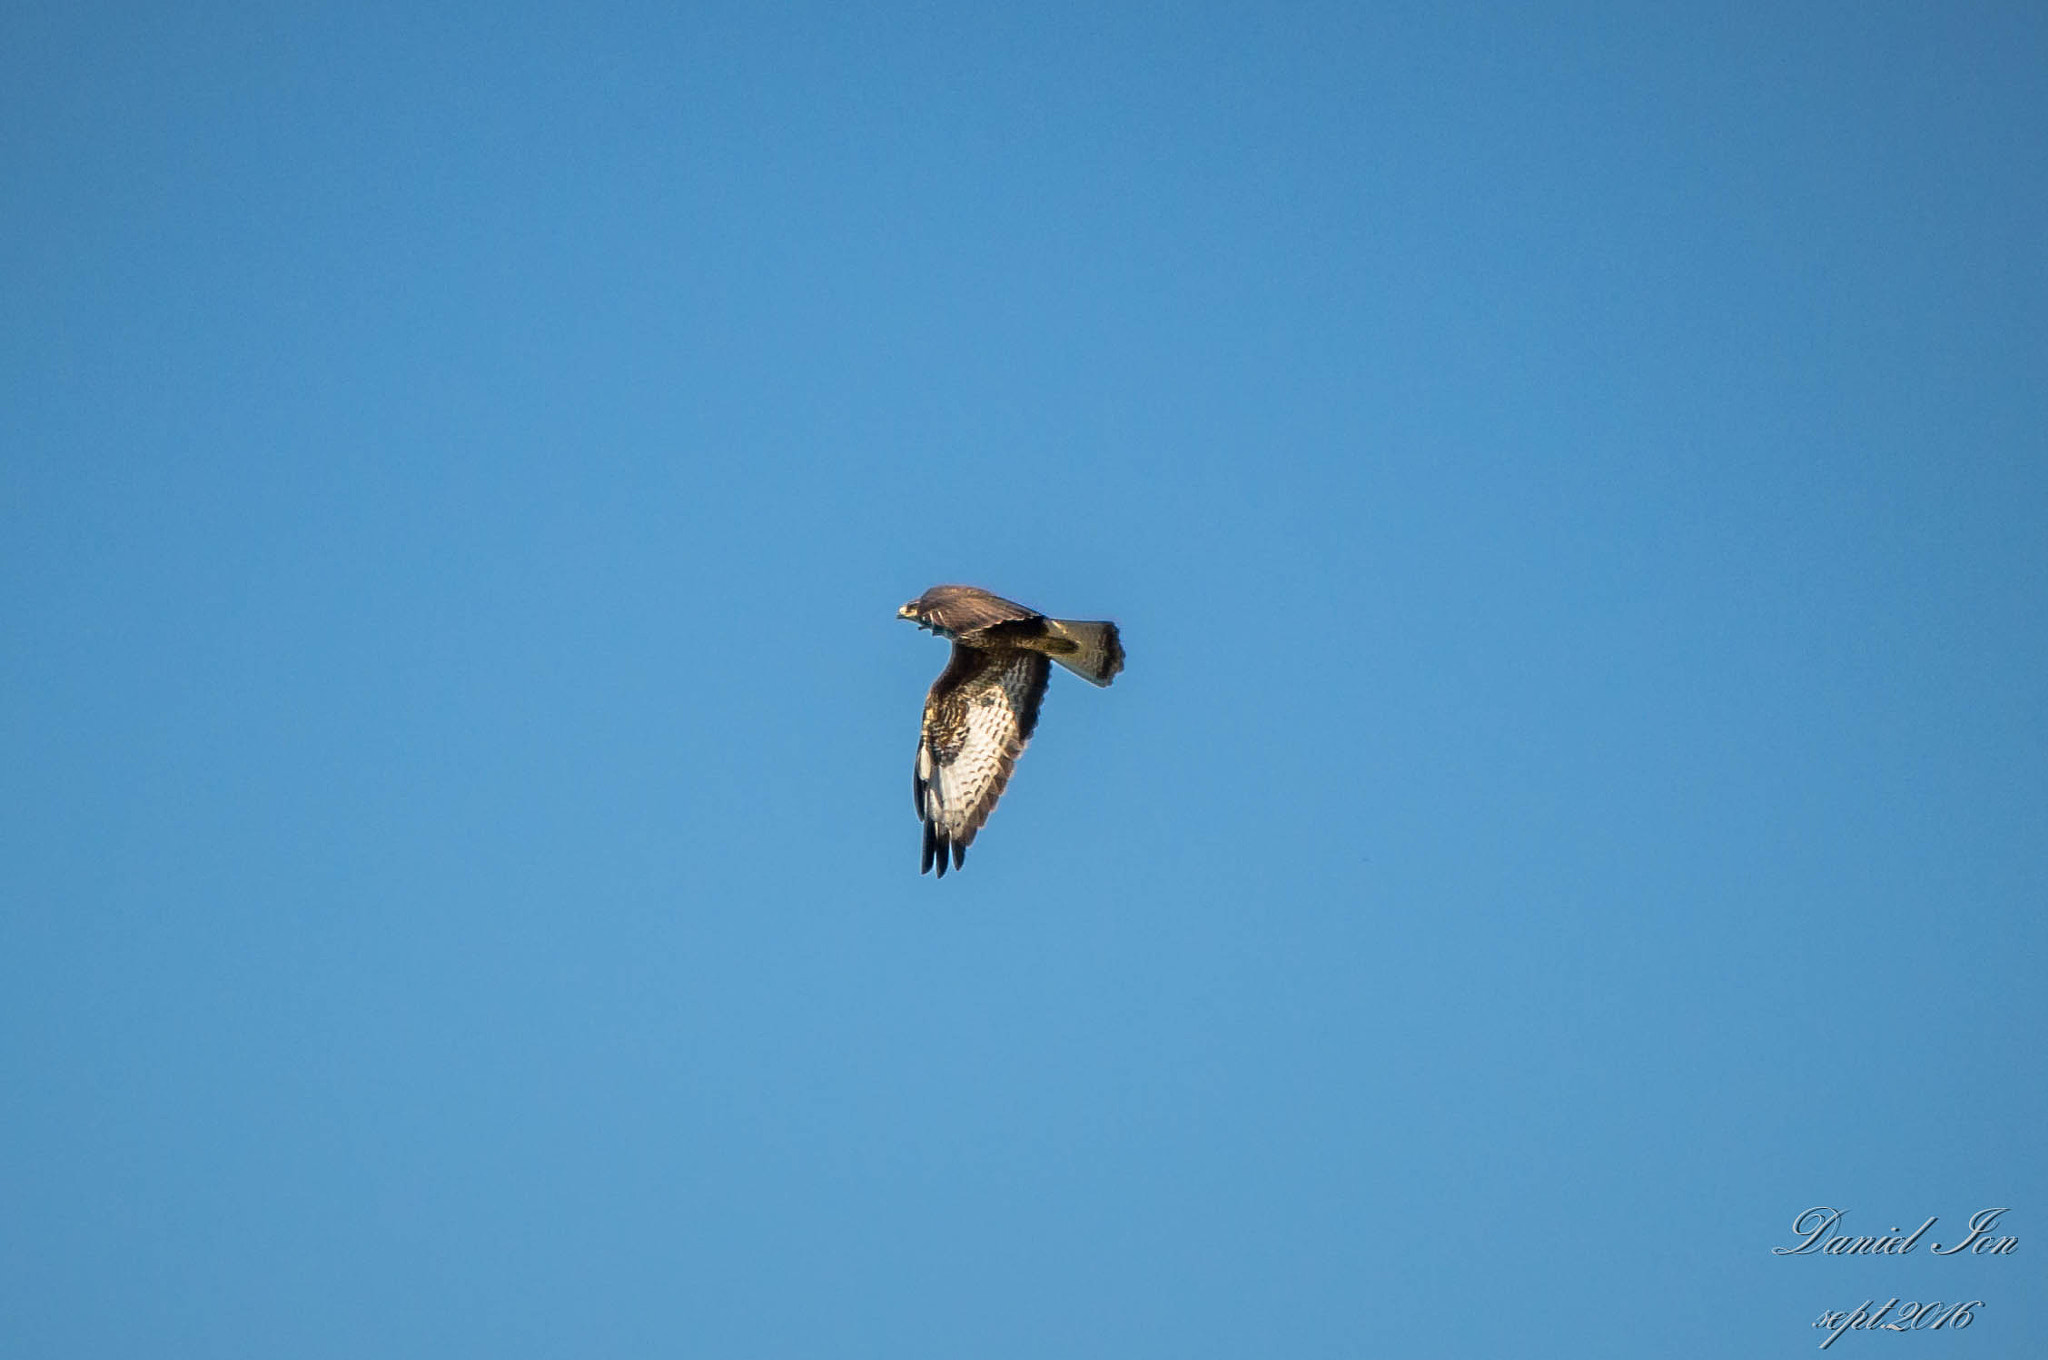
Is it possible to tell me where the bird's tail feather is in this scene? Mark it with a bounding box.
[1042,619,1124,687]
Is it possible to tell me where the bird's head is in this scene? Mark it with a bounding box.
[898,596,953,637]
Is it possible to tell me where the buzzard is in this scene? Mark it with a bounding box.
[898,584,1124,876]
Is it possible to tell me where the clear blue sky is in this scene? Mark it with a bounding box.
[5,3,2044,1356]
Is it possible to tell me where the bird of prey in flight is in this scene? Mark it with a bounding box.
[897,585,1124,876]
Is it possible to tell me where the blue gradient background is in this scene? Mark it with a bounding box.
[5,3,2044,1356]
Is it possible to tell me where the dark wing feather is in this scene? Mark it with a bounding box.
[915,585,1042,636]
[913,646,1049,875]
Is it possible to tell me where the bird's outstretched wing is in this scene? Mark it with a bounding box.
[914,647,1050,876]
[914,586,1041,635]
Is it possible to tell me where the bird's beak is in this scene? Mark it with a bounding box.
[897,604,917,620]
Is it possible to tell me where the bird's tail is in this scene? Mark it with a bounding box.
[1041,618,1125,687]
